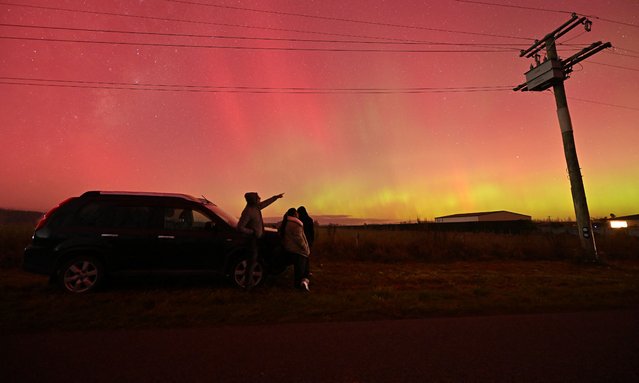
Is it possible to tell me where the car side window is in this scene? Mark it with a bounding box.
[192,209,215,230]
[73,203,152,229]
[74,202,111,227]
[112,206,152,229]
[163,208,214,230]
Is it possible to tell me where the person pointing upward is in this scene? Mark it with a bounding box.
[237,192,284,288]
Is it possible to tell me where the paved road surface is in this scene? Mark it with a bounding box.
[2,309,638,382]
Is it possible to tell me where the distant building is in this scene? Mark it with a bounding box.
[435,210,532,223]
[607,214,639,229]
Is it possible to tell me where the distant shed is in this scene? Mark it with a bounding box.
[607,214,639,229]
[435,210,532,223]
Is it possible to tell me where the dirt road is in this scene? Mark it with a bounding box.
[2,309,637,382]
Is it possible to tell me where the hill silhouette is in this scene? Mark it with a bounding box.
[0,209,43,225]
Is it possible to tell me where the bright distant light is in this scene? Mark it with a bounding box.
[610,220,628,229]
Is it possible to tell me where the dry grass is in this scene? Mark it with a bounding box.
[1,260,638,333]
[2,224,638,333]
[314,226,639,262]
[2,223,637,268]
[0,224,33,268]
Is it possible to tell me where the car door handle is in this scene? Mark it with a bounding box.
[101,233,118,238]
[158,235,175,239]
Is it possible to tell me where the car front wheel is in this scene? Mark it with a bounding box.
[231,258,264,288]
[58,256,104,294]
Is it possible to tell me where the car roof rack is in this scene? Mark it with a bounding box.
[81,190,201,202]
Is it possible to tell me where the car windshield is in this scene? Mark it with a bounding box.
[203,202,239,228]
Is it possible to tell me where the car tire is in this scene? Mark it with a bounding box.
[58,255,104,294]
[231,257,264,288]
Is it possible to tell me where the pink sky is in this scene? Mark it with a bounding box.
[1,0,638,221]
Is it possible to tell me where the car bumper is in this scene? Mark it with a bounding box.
[23,244,57,275]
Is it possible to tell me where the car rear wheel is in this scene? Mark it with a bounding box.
[58,256,104,294]
[232,258,264,288]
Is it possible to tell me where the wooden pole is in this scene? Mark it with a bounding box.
[546,38,599,261]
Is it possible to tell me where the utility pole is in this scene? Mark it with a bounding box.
[514,14,611,262]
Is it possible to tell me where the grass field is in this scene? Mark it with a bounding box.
[1,224,638,333]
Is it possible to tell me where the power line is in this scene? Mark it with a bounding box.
[455,0,639,29]
[613,46,639,55]
[0,81,515,94]
[0,22,520,50]
[559,31,587,44]
[0,1,527,45]
[455,0,573,15]
[591,16,639,29]
[0,76,515,93]
[589,61,639,73]
[606,51,639,60]
[165,0,533,41]
[558,45,639,59]
[0,35,515,53]
[567,96,639,111]
[544,88,639,112]
[556,47,590,54]
[0,1,424,44]
[3,77,634,109]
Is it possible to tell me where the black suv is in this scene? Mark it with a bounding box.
[23,191,288,293]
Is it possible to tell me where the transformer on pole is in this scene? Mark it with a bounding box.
[514,13,612,262]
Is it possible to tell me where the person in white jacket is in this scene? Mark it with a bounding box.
[280,208,311,291]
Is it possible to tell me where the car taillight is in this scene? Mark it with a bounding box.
[34,214,48,231]
[34,198,73,231]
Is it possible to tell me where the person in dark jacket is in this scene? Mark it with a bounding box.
[280,208,311,291]
[297,206,317,271]
[297,206,315,248]
[237,191,284,289]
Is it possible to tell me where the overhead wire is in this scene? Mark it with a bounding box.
[590,16,639,29]
[606,51,639,59]
[588,61,639,72]
[455,0,639,29]
[164,0,533,41]
[0,76,515,93]
[567,97,639,111]
[0,35,516,53]
[545,88,639,112]
[0,1,530,44]
[455,0,574,15]
[3,78,634,111]
[0,82,515,94]
[0,1,428,44]
[612,46,639,55]
[558,31,588,45]
[0,22,522,50]
[1,2,634,108]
